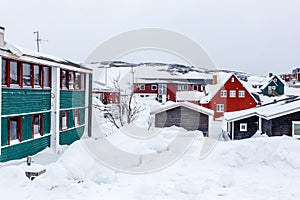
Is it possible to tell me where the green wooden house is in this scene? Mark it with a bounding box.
[0,26,93,162]
[260,75,285,96]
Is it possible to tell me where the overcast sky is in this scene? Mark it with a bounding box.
[1,0,300,75]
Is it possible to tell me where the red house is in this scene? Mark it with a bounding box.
[200,73,259,119]
[92,81,120,105]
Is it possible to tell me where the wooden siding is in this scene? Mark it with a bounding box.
[155,106,209,136]
[233,116,259,140]
[59,126,85,145]
[60,90,85,109]
[2,88,51,115]
[261,77,284,96]
[262,111,300,137]
[0,135,50,162]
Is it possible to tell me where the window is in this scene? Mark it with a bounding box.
[75,72,80,89]
[216,104,224,113]
[61,111,68,130]
[34,65,41,87]
[220,90,227,97]
[8,117,21,145]
[32,114,43,137]
[22,63,32,87]
[69,71,74,89]
[43,66,51,88]
[2,58,7,85]
[10,60,19,85]
[293,122,300,137]
[140,84,145,90]
[178,84,188,91]
[239,90,245,98]
[151,84,157,90]
[193,85,198,91]
[74,110,80,127]
[177,85,182,91]
[229,90,236,97]
[61,70,67,88]
[80,73,85,89]
[183,85,188,91]
[231,77,235,82]
[240,123,247,132]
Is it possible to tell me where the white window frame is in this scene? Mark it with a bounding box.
[229,90,236,98]
[139,84,145,90]
[231,77,235,82]
[177,85,182,91]
[240,123,247,132]
[216,104,224,113]
[238,90,245,98]
[292,121,300,138]
[151,84,157,90]
[220,90,227,97]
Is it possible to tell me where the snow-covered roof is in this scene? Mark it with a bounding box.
[224,96,300,121]
[150,101,214,116]
[260,75,285,90]
[200,72,232,104]
[0,42,92,72]
[92,81,117,92]
[176,91,205,101]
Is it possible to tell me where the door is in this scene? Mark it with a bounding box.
[158,84,167,103]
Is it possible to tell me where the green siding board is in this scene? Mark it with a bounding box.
[22,115,32,141]
[60,90,85,109]
[43,112,51,134]
[1,118,8,146]
[2,88,51,115]
[0,135,50,162]
[59,126,85,145]
[68,110,74,129]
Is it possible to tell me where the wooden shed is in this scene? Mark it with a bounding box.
[225,97,300,140]
[150,102,214,136]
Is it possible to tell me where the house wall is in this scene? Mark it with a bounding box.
[167,84,177,102]
[203,75,257,118]
[262,111,300,137]
[154,106,209,136]
[232,116,259,140]
[134,84,158,94]
[261,77,284,96]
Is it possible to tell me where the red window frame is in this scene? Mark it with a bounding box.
[68,71,75,90]
[74,72,80,90]
[80,73,85,90]
[33,64,42,88]
[8,60,21,88]
[60,110,68,130]
[1,58,8,86]
[32,114,43,138]
[74,109,80,127]
[8,116,22,145]
[42,66,52,88]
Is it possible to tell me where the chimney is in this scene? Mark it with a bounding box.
[212,74,218,85]
[269,73,273,78]
[0,26,5,48]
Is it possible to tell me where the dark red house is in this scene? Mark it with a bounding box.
[200,73,259,119]
[92,81,120,104]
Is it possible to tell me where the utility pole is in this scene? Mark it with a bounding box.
[34,31,47,52]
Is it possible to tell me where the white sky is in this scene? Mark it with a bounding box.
[1,0,300,75]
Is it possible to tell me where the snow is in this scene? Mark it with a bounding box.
[176,91,205,101]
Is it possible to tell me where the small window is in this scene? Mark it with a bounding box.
[151,84,157,90]
[75,72,80,89]
[239,90,245,98]
[33,114,43,137]
[177,85,182,91]
[34,65,41,87]
[22,63,32,87]
[220,90,227,97]
[293,122,300,137]
[193,85,198,91]
[61,70,67,89]
[231,77,235,82]
[2,58,7,85]
[61,111,68,130]
[140,84,145,90]
[240,123,247,132]
[273,78,277,82]
[74,110,80,127]
[69,71,74,89]
[183,85,188,91]
[216,104,224,113]
[8,117,21,145]
[43,66,51,88]
[229,90,236,97]
[10,61,20,85]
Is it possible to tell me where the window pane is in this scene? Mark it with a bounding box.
[10,118,18,141]
[75,72,80,89]
[34,65,41,86]
[69,71,74,89]
[80,73,85,89]
[294,124,300,136]
[61,112,67,129]
[61,70,67,88]
[33,115,40,135]
[2,59,7,85]
[44,67,50,87]
[10,61,19,85]
[22,63,31,86]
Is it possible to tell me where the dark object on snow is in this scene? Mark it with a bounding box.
[25,169,46,181]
